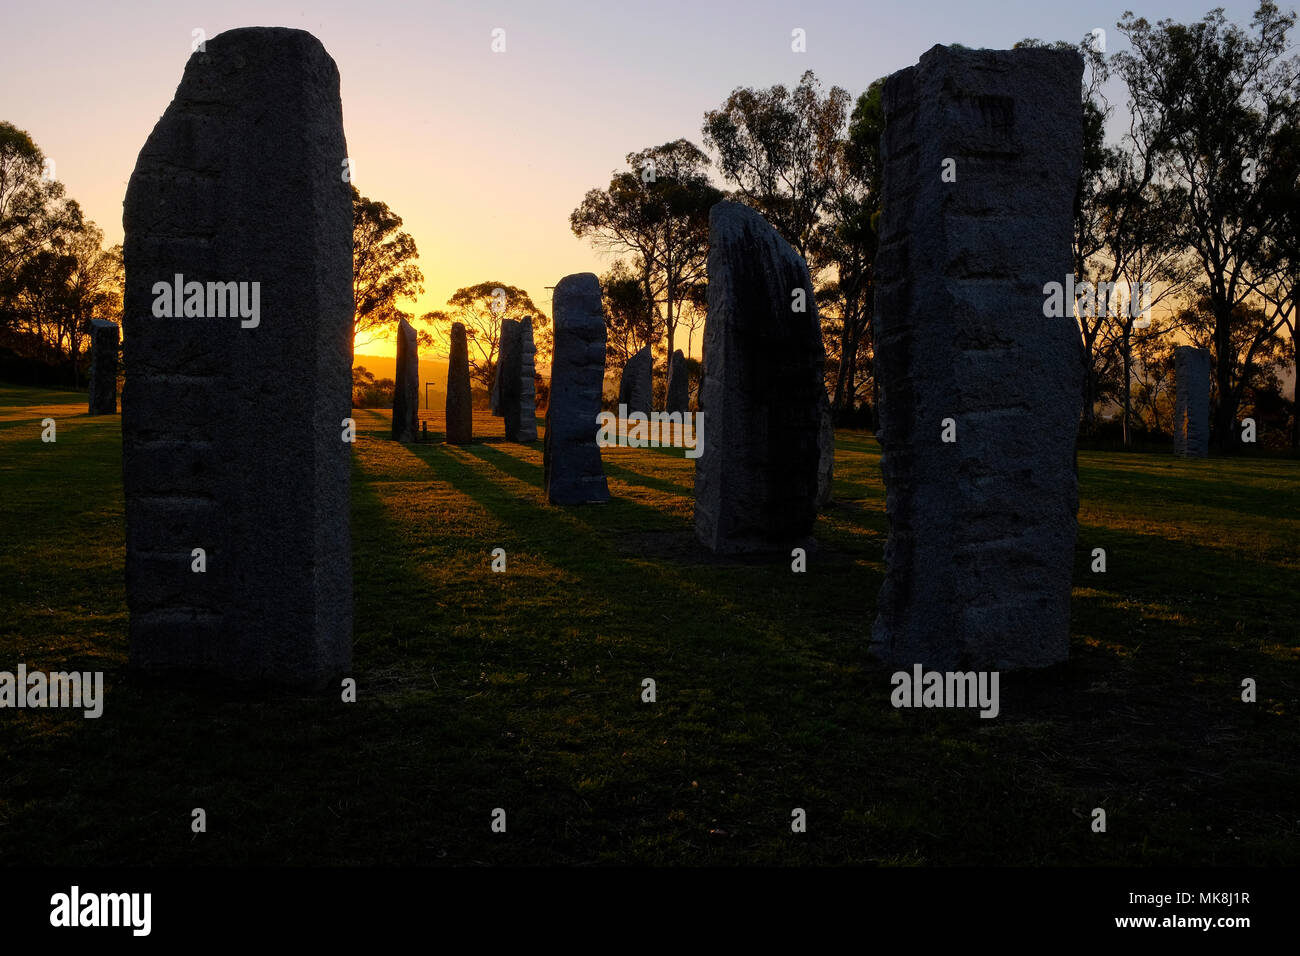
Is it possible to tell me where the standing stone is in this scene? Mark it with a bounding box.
[871,44,1084,671]
[544,273,610,505]
[817,386,834,507]
[694,201,826,553]
[391,316,418,442]
[489,360,502,416]
[87,319,119,415]
[497,318,523,440]
[517,317,538,442]
[445,321,473,444]
[121,27,353,687]
[1173,345,1211,458]
[666,348,689,415]
[619,345,653,416]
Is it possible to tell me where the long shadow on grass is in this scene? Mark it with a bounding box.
[1079,459,1300,522]
[364,437,942,863]
[600,460,693,499]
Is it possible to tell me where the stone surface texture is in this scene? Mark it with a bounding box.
[445,321,473,444]
[1173,346,1211,458]
[517,317,538,441]
[391,315,418,442]
[693,201,826,553]
[619,345,653,415]
[666,348,689,414]
[870,44,1084,670]
[121,27,353,686]
[543,273,611,505]
[497,318,522,439]
[88,319,119,415]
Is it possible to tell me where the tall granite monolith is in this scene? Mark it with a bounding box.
[666,349,689,415]
[88,319,119,415]
[1173,346,1211,458]
[446,321,473,444]
[518,317,538,442]
[543,273,610,505]
[497,318,522,440]
[694,201,826,553]
[392,316,418,442]
[871,44,1084,671]
[619,345,652,416]
[121,27,353,687]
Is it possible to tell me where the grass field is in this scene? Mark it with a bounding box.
[0,382,1296,865]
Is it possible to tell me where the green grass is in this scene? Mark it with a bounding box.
[0,382,1297,865]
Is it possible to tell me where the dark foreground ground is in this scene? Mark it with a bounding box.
[0,384,1296,865]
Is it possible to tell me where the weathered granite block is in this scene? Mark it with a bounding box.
[1173,346,1211,458]
[619,345,653,416]
[870,44,1084,670]
[666,348,689,415]
[518,317,538,442]
[694,201,826,553]
[543,273,610,505]
[497,318,522,439]
[121,27,353,687]
[445,321,473,444]
[88,319,119,415]
[392,316,418,442]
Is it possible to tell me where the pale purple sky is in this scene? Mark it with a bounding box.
[0,0,1276,356]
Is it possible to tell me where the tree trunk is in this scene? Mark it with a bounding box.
[1291,287,1299,451]
[832,302,859,415]
[1121,328,1133,447]
[664,223,675,372]
[1292,322,1299,451]
[1213,299,1236,453]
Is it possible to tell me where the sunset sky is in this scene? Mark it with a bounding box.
[0,0,1268,357]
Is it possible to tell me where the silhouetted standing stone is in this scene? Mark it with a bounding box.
[871,44,1084,671]
[446,321,473,445]
[88,319,119,415]
[1174,345,1211,458]
[121,27,353,687]
[694,201,826,553]
[392,316,418,442]
[544,273,610,505]
[518,317,538,442]
[498,318,522,440]
[619,345,652,415]
[666,349,689,414]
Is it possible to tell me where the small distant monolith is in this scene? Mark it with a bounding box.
[870,44,1084,671]
[543,273,610,505]
[497,318,522,440]
[88,319,119,415]
[1173,345,1211,458]
[666,349,689,415]
[619,345,652,416]
[121,27,353,687]
[694,201,826,553]
[392,316,418,442]
[446,321,473,444]
[518,317,538,442]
